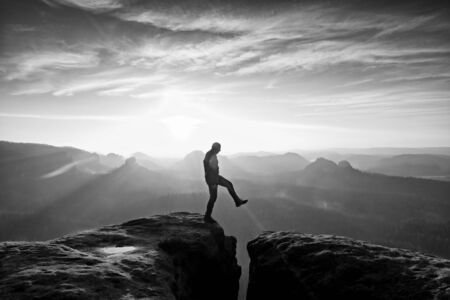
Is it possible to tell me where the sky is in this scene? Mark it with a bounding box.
[0,0,449,156]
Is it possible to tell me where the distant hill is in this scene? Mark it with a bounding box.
[0,141,128,215]
[316,153,386,170]
[231,152,309,174]
[217,155,254,179]
[98,153,125,169]
[0,142,96,212]
[280,158,450,204]
[171,150,205,178]
[297,152,450,181]
[0,141,65,161]
[0,141,124,174]
[368,154,450,179]
[295,147,450,157]
[5,157,204,240]
[132,152,162,170]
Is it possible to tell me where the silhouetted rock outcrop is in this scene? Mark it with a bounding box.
[304,157,339,174]
[247,231,450,300]
[338,160,353,169]
[99,153,125,168]
[124,156,137,166]
[0,212,241,300]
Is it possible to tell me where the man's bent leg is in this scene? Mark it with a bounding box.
[218,175,242,205]
[205,184,218,222]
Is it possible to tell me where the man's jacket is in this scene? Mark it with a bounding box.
[203,150,219,185]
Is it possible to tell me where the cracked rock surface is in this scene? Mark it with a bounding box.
[247,231,450,300]
[0,212,241,300]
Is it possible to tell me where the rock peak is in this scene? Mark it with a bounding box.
[338,160,353,169]
[0,212,241,300]
[124,156,137,166]
[247,231,450,300]
[304,157,338,173]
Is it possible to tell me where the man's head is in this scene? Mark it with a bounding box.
[211,142,221,154]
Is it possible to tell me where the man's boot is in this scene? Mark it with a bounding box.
[235,199,248,207]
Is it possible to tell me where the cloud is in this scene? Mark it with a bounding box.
[45,0,123,12]
[52,73,167,96]
[288,88,450,120]
[116,10,261,34]
[10,83,54,95]
[233,42,450,75]
[372,14,441,38]
[2,0,450,103]
[121,34,263,72]
[7,62,169,96]
[108,4,450,78]
[335,79,373,88]
[96,86,137,96]
[5,51,99,81]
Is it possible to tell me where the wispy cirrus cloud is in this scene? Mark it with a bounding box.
[52,71,168,96]
[10,83,54,96]
[116,10,263,34]
[1,2,449,110]
[3,0,450,89]
[234,43,450,75]
[7,62,169,96]
[4,50,99,81]
[290,89,450,120]
[44,0,123,12]
[107,4,450,79]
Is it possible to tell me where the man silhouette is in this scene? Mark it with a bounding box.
[203,142,248,223]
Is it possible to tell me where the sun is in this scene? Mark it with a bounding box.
[147,88,206,141]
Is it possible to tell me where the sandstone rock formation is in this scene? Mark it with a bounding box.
[0,212,241,300]
[247,231,450,300]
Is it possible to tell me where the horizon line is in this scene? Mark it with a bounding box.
[1,139,450,159]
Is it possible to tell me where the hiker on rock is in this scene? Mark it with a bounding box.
[203,142,248,223]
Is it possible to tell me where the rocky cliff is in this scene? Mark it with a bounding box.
[247,231,450,300]
[0,212,241,300]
